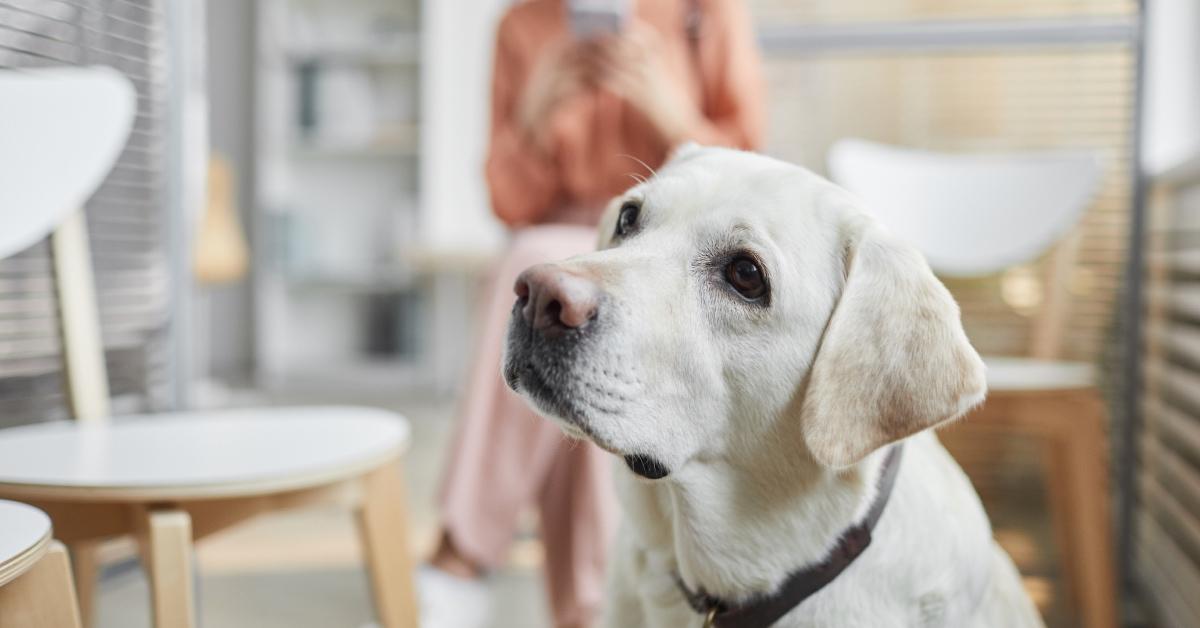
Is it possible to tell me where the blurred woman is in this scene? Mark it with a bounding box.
[425,2,764,627]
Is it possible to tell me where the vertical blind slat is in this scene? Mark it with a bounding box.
[1140,169,1200,626]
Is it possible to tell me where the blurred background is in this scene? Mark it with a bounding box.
[1,0,1198,627]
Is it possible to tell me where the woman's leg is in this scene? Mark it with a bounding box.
[436,225,609,575]
[538,435,618,628]
[437,369,583,572]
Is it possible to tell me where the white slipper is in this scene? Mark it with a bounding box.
[360,564,492,628]
[418,564,492,628]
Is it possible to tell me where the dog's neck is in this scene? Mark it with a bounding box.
[619,438,895,602]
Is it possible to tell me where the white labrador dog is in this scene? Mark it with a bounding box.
[502,145,1044,628]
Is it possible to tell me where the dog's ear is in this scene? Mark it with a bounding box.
[801,214,986,468]
[665,142,704,167]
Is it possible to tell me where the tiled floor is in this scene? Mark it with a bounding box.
[92,390,1074,628]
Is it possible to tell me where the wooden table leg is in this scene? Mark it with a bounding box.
[138,509,196,628]
[0,541,83,628]
[68,540,99,628]
[356,460,419,628]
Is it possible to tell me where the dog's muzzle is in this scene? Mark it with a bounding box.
[502,263,604,424]
[502,264,673,480]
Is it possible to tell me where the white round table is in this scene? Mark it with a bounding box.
[0,406,418,628]
[0,406,410,501]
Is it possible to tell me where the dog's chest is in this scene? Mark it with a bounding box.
[615,537,962,628]
[917,592,948,627]
[765,586,959,628]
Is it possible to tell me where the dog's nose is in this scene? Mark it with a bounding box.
[514,264,600,334]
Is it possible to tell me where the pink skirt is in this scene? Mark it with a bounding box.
[438,224,618,628]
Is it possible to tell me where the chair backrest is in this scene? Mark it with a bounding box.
[828,139,1103,358]
[828,139,1102,277]
[0,67,137,422]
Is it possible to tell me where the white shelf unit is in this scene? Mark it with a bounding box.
[254,0,428,392]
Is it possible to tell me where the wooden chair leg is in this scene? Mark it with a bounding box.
[987,392,1118,628]
[356,460,419,628]
[1058,406,1118,628]
[0,541,83,628]
[138,509,197,628]
[1041,439,1082,612]
[68,540,99,628]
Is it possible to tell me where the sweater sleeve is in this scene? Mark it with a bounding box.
[484,13,565,227]
[682,0,766,150]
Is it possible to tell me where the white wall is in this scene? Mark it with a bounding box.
[417,0,512,391]
[1143,0,1200,174]
[420,0,508,252]
[201,0,257,381]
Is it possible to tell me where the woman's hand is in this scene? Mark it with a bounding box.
[517,25,705,152]
[591,24,704,146]
[517,39,591,153]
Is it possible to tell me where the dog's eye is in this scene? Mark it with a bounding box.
[725,256,767,300]
[616,201,640,237]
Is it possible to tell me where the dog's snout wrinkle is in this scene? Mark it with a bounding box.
[515,264,602,336]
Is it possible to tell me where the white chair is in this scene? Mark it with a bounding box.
[830,139,1116,628]
[0,500,82,627]
[0,68,418,628]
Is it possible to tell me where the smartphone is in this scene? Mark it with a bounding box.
[567,0,631,39]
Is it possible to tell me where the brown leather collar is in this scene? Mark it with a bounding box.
[675,444,905,628]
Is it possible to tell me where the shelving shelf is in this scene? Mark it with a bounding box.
[284,48,421,67]
[284,267,416,293]
[287,141,419,159]
[254,0,428,393]
[287,124,420,158]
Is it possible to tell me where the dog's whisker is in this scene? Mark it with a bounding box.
[618,153,657,178]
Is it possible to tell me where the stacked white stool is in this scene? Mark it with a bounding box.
[0,499,82,627]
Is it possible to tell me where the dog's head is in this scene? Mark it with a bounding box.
[503,145,985,479]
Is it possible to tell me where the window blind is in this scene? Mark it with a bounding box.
[1139,158,1200,628]
[0,0,171,427]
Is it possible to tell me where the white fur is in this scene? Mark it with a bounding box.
[507,146,1044,627]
